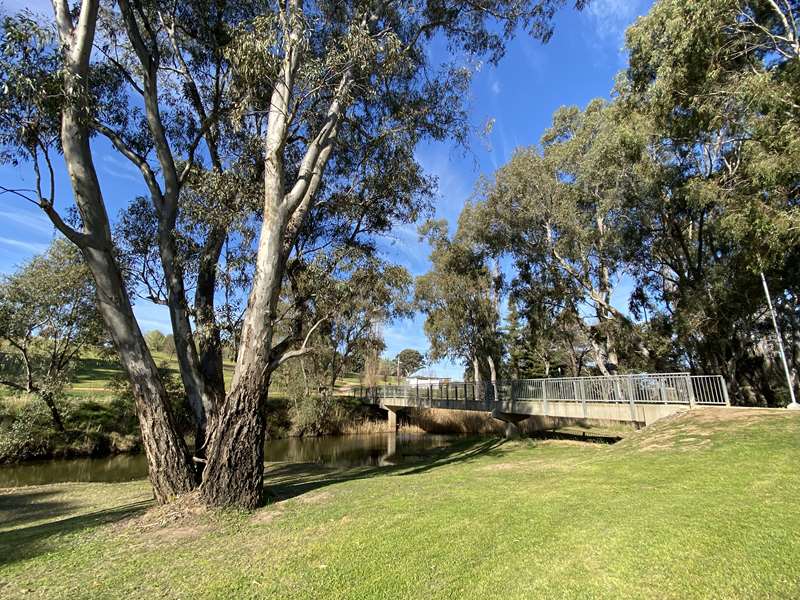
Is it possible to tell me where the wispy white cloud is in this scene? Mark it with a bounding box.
[582,0,649,62]
[0,236,48,254]
[0,209,55,234]
[132,299,172,333]
[586,0,644,41]
[102,154,147,185]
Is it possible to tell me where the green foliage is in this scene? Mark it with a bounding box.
[0,239,105,427]
[144,330,167,353]
[108,362,192,433]
[416,219,502,380]
[0,395,57,462]
[395,349,425,376]
[446,0,800,404]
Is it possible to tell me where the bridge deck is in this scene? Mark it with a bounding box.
[356,373,729,426]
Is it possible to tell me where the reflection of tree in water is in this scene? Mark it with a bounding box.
[2,433,464,487]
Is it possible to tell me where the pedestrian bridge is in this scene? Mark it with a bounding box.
[355,373,730,431]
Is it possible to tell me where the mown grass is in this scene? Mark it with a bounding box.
[67,351,236,398]
[1,408,798,599]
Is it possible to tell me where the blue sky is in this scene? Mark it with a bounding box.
[0,0,652,378]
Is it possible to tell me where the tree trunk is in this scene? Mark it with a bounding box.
[487,354,499,403]
[195,226,227,404]
[590,336,612,377]
[81,246,197,502]
[51,0,195,502]
[472,356,481,385]
[159,228,216,474]
[199,9,346,507]
[200,198,288,509]
[40,391,65,433]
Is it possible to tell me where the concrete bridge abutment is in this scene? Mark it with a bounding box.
[491,410,530,439]
[382,405,399,431]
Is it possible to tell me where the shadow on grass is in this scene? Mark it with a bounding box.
[264,437,507,503]
[0,437,504,566]
[0,490,77,530]
[529,429,623,444]
[0,499,151,566]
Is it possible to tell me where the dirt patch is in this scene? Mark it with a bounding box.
[116,491,211,537]
[148,523,212,543]
[294,490,334,505]
[252,507,285,524]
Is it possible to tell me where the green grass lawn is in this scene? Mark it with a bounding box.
[1,408,798,599]
[67,351,236,397]
[65,352,367,400]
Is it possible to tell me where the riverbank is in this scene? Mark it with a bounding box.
[2,408,798,599]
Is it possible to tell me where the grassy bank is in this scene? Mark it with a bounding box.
[1,408,798,599]
[0,348,384,462]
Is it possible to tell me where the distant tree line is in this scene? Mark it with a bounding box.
[417,0,800,407]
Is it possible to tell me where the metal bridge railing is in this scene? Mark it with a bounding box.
[354,373,729,408]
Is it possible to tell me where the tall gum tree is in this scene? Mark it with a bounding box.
[0,1,196,501]
[1,0,587,508]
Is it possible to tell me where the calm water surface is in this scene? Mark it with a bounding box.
[0,432,462,488]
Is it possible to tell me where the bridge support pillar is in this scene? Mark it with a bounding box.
[503,421,521,439]
[491,409,529,439]
[385,407,397,431]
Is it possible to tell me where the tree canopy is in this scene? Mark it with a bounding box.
[423,0,799,405]
[0,0,585,507]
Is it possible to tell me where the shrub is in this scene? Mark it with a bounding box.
[0,396,59,462]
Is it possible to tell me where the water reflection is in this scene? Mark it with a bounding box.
[0,432,461,488]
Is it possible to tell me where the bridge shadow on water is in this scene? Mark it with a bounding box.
[264,436,508,503]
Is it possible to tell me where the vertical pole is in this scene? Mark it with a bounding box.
[627,377,636,422]
[686,374,696,408]
[761,272,798,409]
[543,380,549,416]
[720,376,731,406]
[580,379,587,418]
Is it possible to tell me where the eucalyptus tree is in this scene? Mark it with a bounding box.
[622,0,800,402]
[1,0,585,507]
[290,250,412,390]
[415,219,503,385]
[395,349,425,377]
[0,240,105,431]
[471,99,651,374]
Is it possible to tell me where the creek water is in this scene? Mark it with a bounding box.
[0,432,463,488]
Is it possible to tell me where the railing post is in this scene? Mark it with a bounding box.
[686,374,696,408]
[580,379,587,418]
[721,376,731,406]
[543,380,549,416]
[627,377,636,421]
